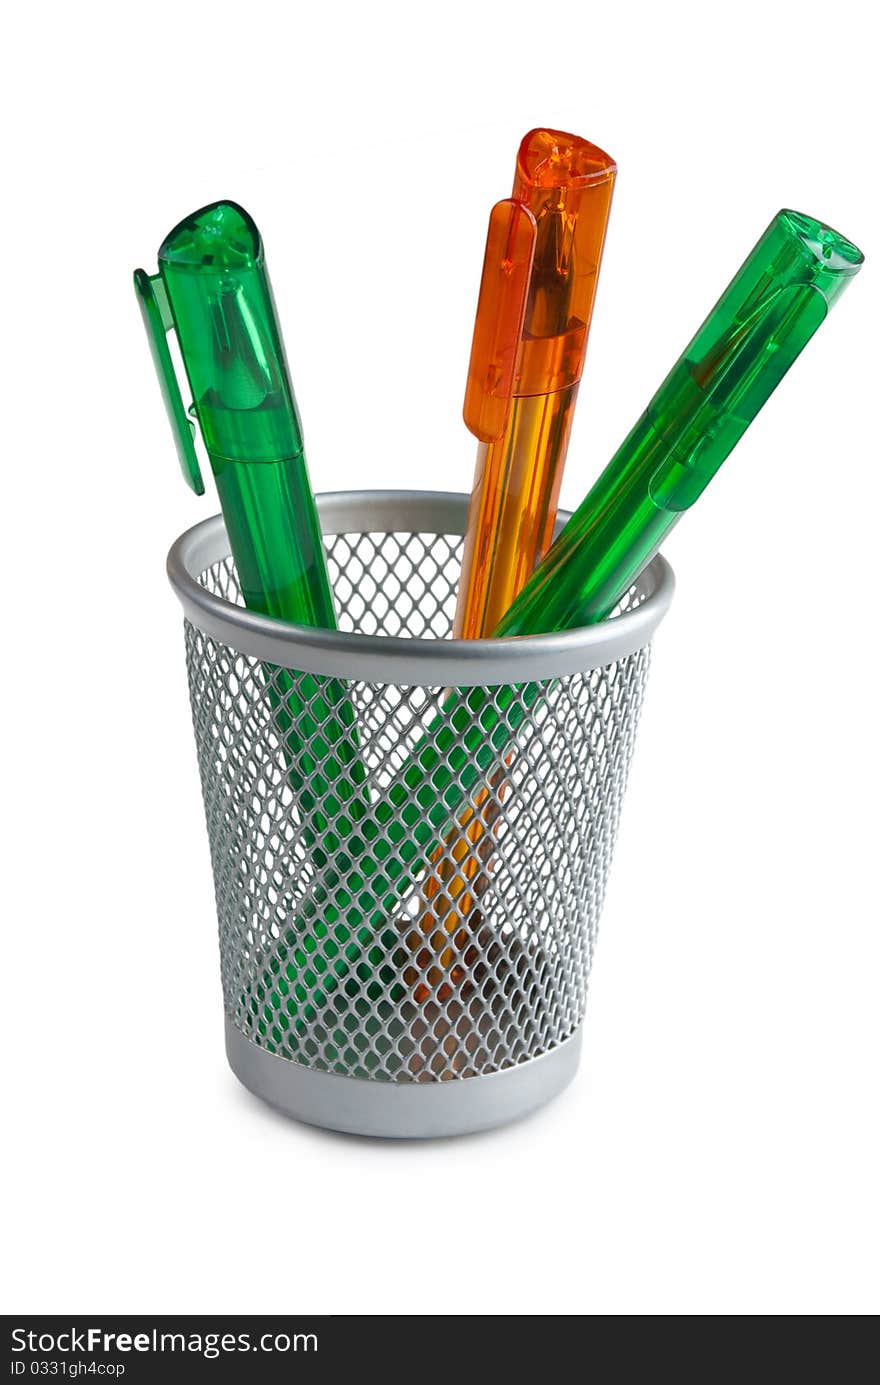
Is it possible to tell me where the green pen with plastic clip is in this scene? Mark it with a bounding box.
[497,210,865,633]
[282,209,864,992]
[135,199,368,877]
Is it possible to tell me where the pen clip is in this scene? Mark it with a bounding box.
[463,199,537,443]
[133,268,205,495]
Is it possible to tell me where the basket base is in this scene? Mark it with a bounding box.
[225,1017,582,1139]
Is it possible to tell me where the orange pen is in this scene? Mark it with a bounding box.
[456,126,617,638]
[409,129,616,1016]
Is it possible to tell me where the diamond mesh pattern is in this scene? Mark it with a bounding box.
[184,528,651,1083]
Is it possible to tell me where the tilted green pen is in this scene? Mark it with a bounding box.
[497,209,864,634]
[270,209,863,1036]
[135,200,368,858]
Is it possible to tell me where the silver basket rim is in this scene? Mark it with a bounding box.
[167,489,675,686]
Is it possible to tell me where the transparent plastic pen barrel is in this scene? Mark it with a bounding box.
[135,202,371,1021]
[156,204,367,846]
[417,131,616,1000]
[308,208,863,1019]
[456,128,617,637]
[497,210,864,636]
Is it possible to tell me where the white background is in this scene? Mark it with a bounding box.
[4,0,878,1316]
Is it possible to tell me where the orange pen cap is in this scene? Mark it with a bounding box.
[463,128,617,439]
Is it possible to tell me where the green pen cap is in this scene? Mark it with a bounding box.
[156,201,304,467]
[135,199,334,628]
[496,209,864,635]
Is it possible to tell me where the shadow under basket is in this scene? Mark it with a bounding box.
[167,490,674,1137]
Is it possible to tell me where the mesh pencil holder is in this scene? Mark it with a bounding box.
[168,490,674,1137]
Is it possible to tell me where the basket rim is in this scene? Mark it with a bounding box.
[166,489,675,686]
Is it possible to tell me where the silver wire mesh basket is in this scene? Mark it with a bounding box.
[167,490,674,1137]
